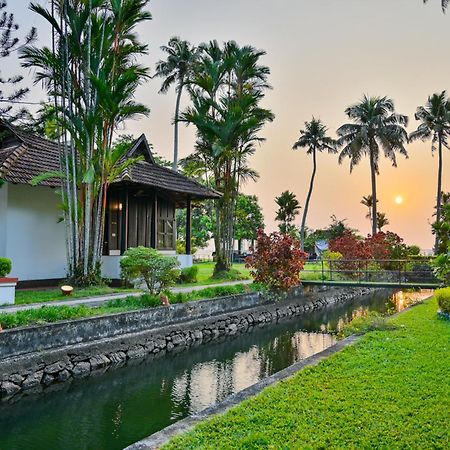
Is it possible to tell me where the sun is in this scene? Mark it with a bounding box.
[395,196,404,205]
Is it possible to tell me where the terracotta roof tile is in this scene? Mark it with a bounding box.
[0,124,221,200]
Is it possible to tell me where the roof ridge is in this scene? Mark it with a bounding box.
[0,143,28,179]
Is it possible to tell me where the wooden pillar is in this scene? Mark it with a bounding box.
[186,196,192,255]
[150,192,157,249]
[120,187,129,255]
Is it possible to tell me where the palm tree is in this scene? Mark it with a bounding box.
[409,91,450,253]
[337,95,409,236]
[361,194,378,223]
[293,118,336,249]
[181,40,274,274]
[275,190,301,234]
[22,0,151,284]
[154,37,198,171]
[376,212,389,232]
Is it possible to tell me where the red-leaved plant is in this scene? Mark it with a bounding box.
[246,229,307,291]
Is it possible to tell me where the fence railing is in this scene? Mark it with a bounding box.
[302,259,439,285]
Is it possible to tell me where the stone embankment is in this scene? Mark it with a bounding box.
[0,286,374,401]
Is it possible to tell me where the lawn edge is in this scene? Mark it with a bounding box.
[124,334,362,450]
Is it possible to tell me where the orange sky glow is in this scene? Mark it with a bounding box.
[11,0,450,250]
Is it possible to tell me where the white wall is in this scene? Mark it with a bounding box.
[6,184,67,281]
[0,183,7,257]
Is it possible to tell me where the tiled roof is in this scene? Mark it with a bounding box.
[0,124,221,200]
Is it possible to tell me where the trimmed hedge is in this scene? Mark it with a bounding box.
[435,287,450,314]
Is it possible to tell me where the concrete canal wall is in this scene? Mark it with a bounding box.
[0,286,375,400]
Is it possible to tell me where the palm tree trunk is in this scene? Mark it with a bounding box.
[370,148,378,236]
[435,134,443,254]
[172,83,183,171]
[300,147,316,250]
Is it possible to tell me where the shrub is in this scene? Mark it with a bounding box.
[120,247,180,294]
[433,252,450,286]
[0,258,12,278]
[435,287,450,313]
[246,230,307,291]
[211,268,248,281]
[178,266,199,284]
[322,250,343,262]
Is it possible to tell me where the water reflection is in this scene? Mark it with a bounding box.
[0,289,431,450]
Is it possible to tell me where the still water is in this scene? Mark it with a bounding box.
[0,289,430,450]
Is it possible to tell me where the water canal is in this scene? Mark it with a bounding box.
[0,289,431,450]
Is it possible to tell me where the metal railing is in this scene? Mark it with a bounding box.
[302,259,439,286]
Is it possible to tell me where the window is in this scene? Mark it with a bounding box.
[158,199,175,250]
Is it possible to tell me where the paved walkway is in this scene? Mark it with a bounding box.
[0,280,253,315]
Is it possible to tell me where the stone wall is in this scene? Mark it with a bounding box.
[0,286,374,401]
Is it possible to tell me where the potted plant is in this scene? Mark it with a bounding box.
[0,258,18,305]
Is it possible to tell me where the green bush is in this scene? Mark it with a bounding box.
[211,268,249,282]
[120,247,180,294]
[178,266,199,284]
[0,258,12,278]
[435,287,450,313]
[433,252,450,286]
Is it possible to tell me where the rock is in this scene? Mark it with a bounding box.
[9,374,24,385]
[42,373,55,386]
[227,323,238,335]
[108,351,126,365]
[45,360,67,374]
[192,330,203,341]
[22,371,43,390]
[171,334,185,346]
[72,362,91,378]
[89,355,110,371]
[127,346,147,360]
[56,369,71,382]
[166,342,174,352]
[0,381,20,397]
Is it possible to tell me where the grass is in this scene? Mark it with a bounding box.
[163,297,450,449]
[0,283,258,330]
[176,262,251,287]
[13,286,139,306]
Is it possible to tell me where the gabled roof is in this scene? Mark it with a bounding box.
[0,123,221,201]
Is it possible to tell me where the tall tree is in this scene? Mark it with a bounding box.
[0,1,37,124]
[235,194,264,252]
[410,91,450,254]
[154,37,199,171]
[337,95,408,236]
[376,212,389,231]
[22,0,151,284]
[361,194,378,223]
[275,190,301,235]
[182,40,273,274]
[292,117,336,249]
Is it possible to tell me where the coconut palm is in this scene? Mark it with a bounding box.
[154,37,199,171]
[337,95,409,236]
[409,91,450,253]
[293,118,336,249]
[376,212,389,232]
[361,194,378,222]
[275,190,301,234]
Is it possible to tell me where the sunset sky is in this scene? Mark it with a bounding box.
[10,0,450,250]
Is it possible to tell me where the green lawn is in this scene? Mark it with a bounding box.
[14,286,139,306]
[163,297,450,449]
[0,284,256,329]
[177,262,251,288]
